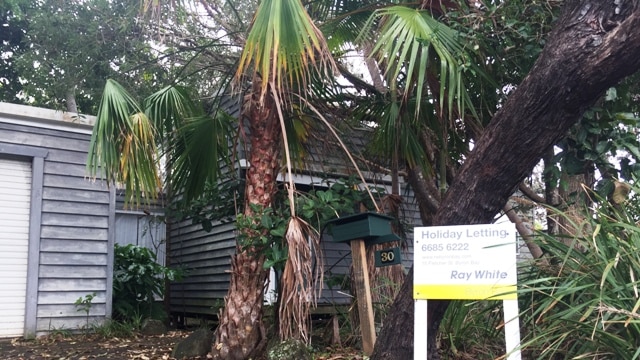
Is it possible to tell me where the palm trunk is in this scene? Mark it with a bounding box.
[211,82,281,360]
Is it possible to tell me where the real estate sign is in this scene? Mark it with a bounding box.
[413,223,518,300]
[413,223,521,360]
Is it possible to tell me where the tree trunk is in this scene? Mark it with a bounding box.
[211,81,281,360]
[65,88,78,113]
[372,1,640,359]
[556,172,594,244]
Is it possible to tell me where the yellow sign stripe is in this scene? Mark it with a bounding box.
[414,284,517,300]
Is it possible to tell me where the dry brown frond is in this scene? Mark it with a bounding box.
[278,216,324,343]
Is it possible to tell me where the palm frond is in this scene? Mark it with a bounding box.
[313,0,378,52]
[360,6,476,119]
[169,111,233,203]
[87,79,160,207]
[87,79,231,206]
[236,0,336,104]
[144,85,198,142]
[372,98,433,169]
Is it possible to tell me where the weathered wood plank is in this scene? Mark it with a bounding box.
[171,273,231,283]
[43,187,110,204]
[39,252,108,266]
[41,226,108,240]
[170,228,235,242]
[40,239,108,253]
[0,125,89,152]
[37,291,107,304]
[0,121,90,142]
[169,251,234,266]
[170,238,236,255]
[169,306,217,315]
[42,200,110,216]
[167,295,229,305]
[45,174,109,192]
[169,282,232,291]
[170,221,236,237]
[38,265,106,279]
[351,239,376,356]
[38,278,106,292]
[37,304,106,318]
[169,242,236,257]
[44,161,91,178]
[36,316,106,333]
[44,148,90,165]
[41,213,108,228]
[170,266,231,278]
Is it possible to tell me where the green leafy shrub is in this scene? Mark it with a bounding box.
[113,244,181,323]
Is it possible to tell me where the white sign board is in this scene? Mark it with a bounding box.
[413,223,521,360]
[413,223,517,300]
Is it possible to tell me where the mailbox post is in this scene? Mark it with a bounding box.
[326,212,401,355]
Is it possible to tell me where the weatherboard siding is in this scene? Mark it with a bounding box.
[169,218,236,317]
[0,102,113,337]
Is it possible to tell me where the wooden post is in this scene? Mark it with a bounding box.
[350,238,376,355]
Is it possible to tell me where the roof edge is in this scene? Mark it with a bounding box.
[0,102,96,134]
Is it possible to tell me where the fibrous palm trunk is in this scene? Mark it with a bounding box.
[211,82,281,360]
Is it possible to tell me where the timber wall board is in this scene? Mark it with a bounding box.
[0,102,113,337]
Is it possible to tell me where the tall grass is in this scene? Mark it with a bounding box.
[439,300,505,359]
[518,194,640,359]
[439,189,640,359]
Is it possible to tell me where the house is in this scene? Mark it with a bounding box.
[167,95,421,322]
[0,102,166,338]
[0,100,416,336]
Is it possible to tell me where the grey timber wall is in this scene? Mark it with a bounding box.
[0,102,113,337]
[169,218,236,317]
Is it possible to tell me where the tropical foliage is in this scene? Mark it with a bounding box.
[4,0,640,359]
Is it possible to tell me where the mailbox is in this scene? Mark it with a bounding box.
[326,212,400,244]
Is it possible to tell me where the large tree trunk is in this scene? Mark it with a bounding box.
[372,1,640,359]
[211,82,281,360]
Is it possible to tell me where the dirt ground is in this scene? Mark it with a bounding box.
[0,331,193,360]
[0,331,364,360]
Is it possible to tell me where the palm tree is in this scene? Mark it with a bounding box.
[89,0,337,358]
[88,1,485,358]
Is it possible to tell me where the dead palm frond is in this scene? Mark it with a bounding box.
[278,216,323,343]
